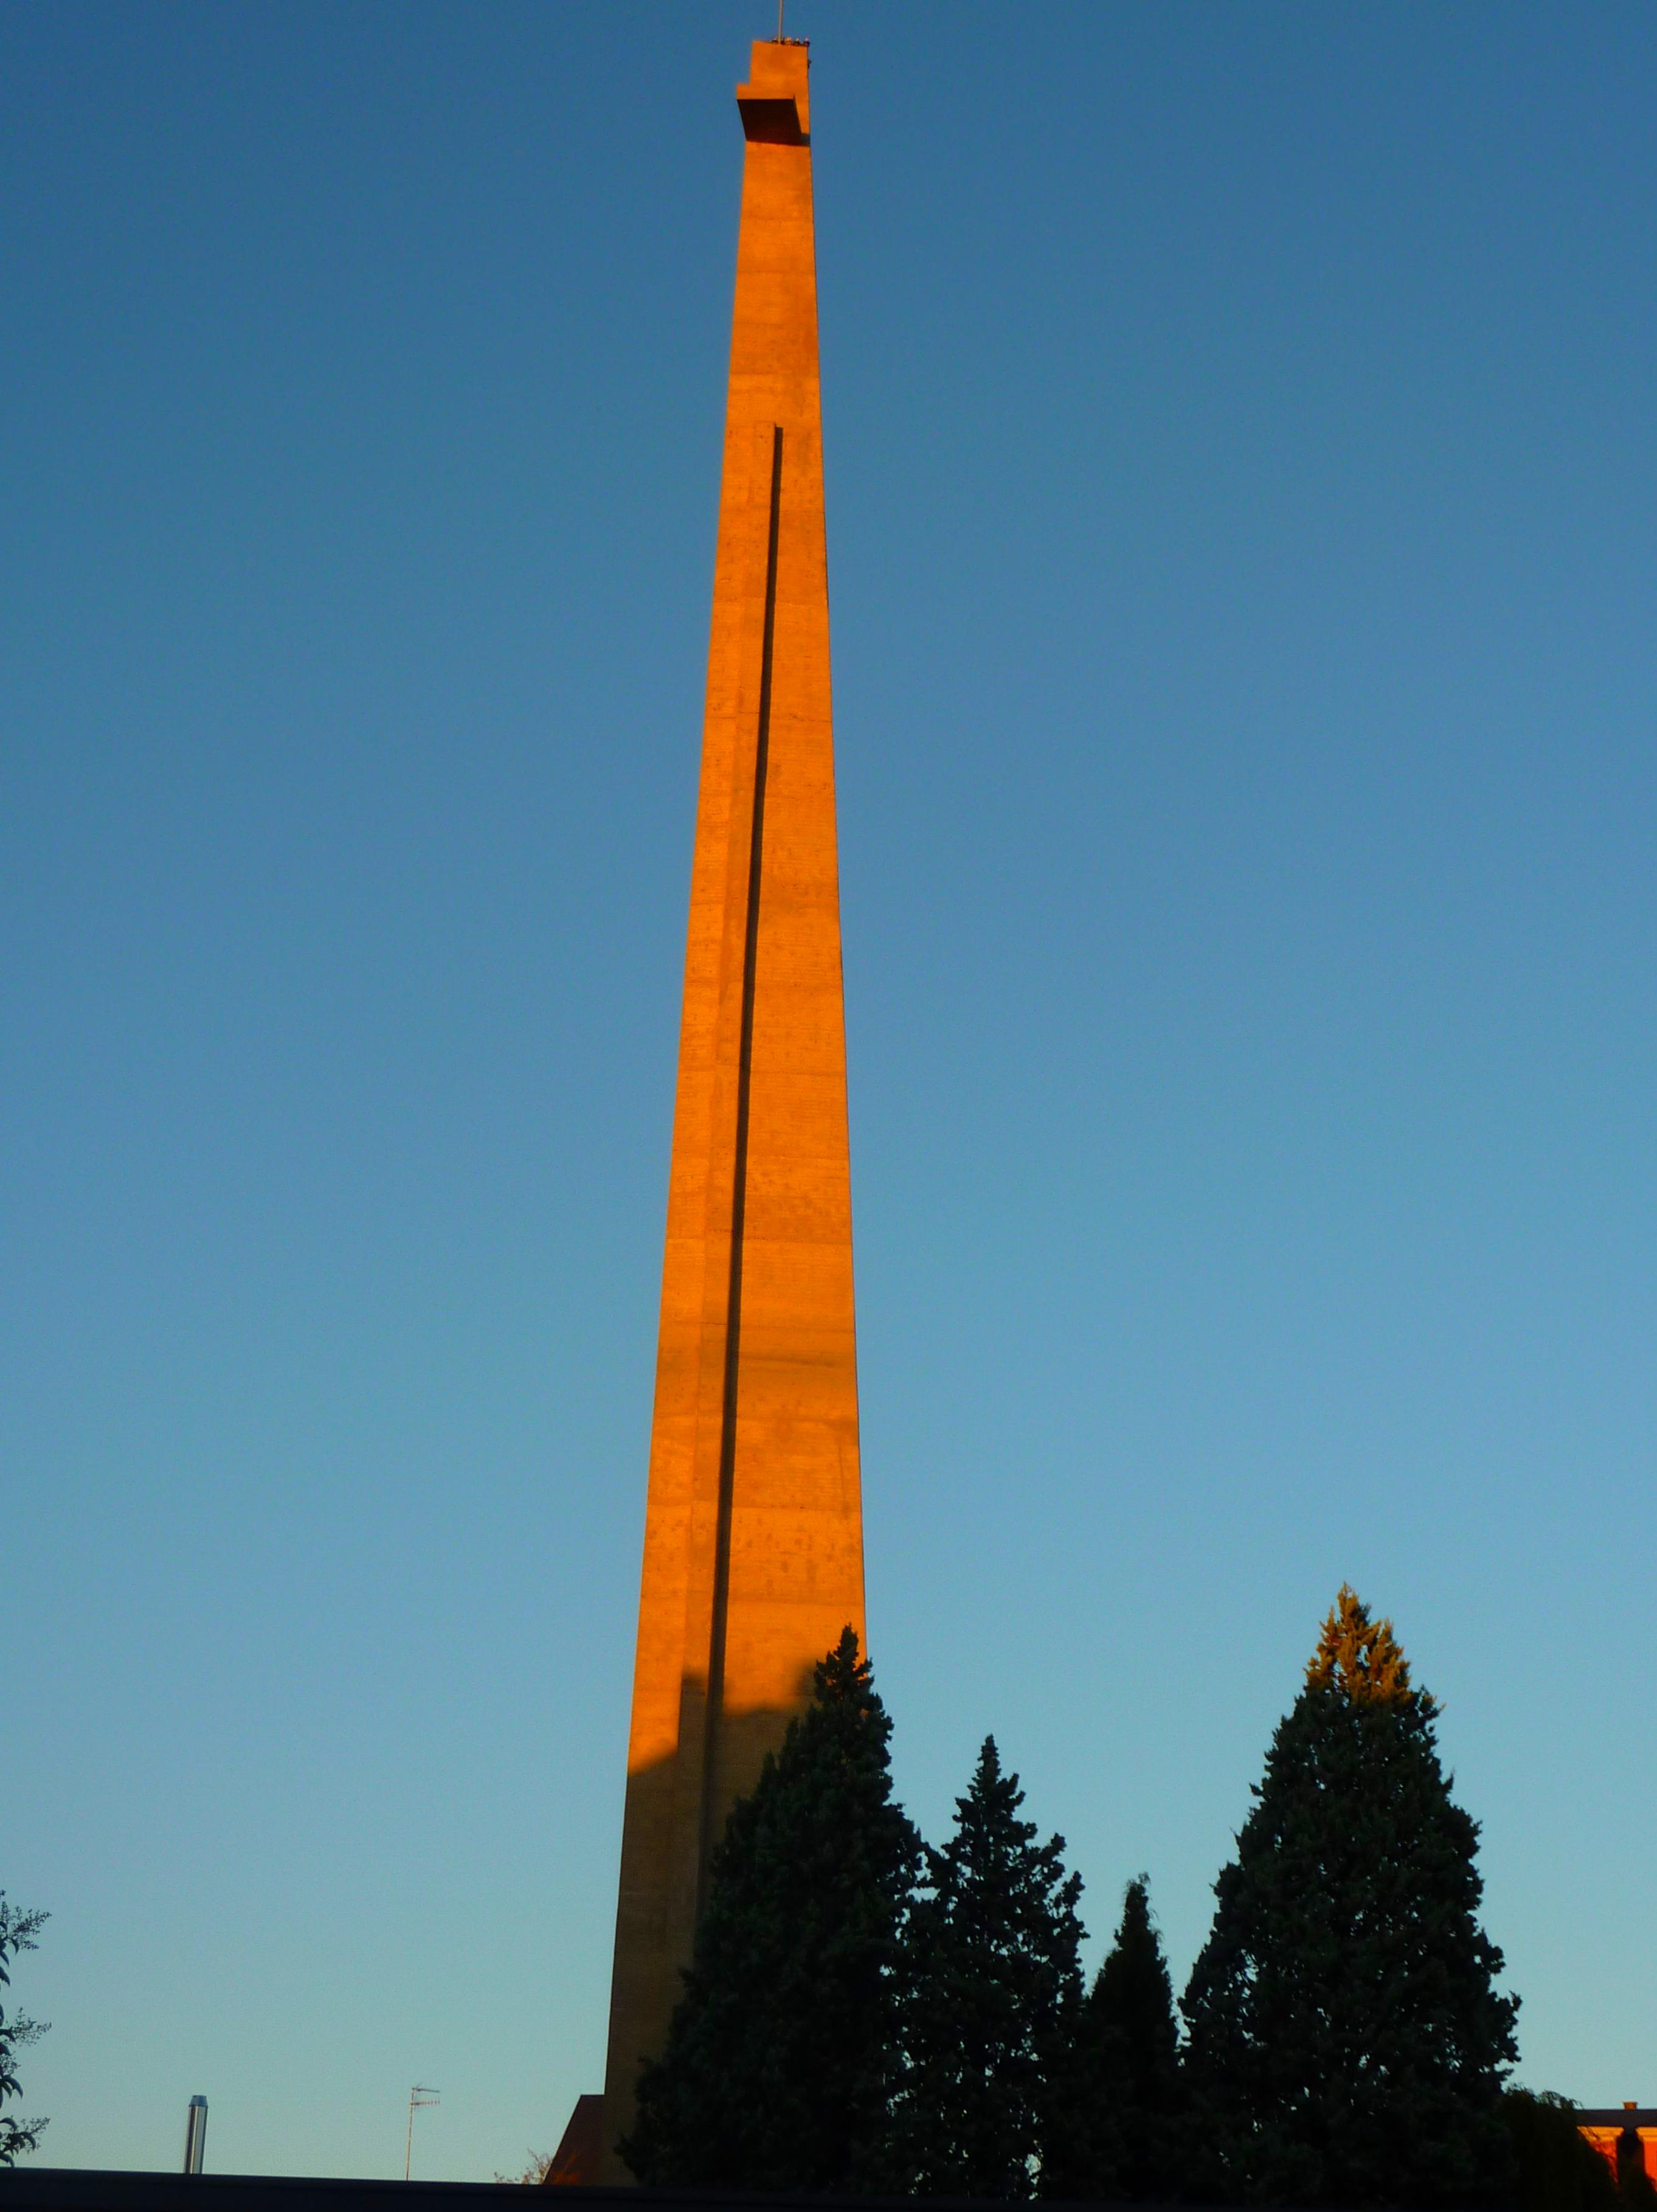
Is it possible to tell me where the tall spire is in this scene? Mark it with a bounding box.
[598,38,864,2177]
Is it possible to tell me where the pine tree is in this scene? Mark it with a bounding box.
[888,1737,1085,2199]
[1048,1876,1183,2201]
[1181,1587,1518,2208]
[620,1629,920,2189]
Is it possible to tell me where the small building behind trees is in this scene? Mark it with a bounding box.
[1580,2109,1657,2191]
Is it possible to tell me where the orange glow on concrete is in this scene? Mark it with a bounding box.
[597,38,865,2180]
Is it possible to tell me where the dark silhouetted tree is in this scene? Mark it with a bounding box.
[1047,1875,1183,2200]
[888,1737,1084,2199]
[0,1898,49,2166]
[1181,1587,1518,2207]
[1505,2092,1618,2212]
[491,2148,553,2185]
[621,1629,921,2190]
[1616,2126,1657,2212]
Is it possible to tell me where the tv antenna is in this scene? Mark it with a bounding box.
[404,2085,440,2182]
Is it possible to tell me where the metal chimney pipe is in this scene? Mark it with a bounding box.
[183,2096,208,2176]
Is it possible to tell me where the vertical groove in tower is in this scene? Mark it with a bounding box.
[598,38,864,2179]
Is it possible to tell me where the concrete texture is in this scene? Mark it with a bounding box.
[597,39,865,2181]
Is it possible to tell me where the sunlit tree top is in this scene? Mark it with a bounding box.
[1305,1584,1434,1713]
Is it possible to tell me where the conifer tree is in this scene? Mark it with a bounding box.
[888,1738,1085,2199]
[1181,1587,1518,2208]
[1047,1876,1183,2201]
[621,1629,921,2190]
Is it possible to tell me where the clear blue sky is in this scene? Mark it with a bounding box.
[7,0,1656,2180]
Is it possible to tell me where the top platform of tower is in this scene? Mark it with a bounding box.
[737,40,810,145]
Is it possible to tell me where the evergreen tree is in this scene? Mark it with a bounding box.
[1504,2091,1618,2212]
[889,1737,1085,2199]
[1047,1876,1183,2201]
[621,1629,920,2189]
[1181,1587,1518,2208]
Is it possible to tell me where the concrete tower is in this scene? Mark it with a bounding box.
[598,36,865,2180]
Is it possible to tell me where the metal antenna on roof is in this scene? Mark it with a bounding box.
[777,1,785,37]
[404,2086,440,2182]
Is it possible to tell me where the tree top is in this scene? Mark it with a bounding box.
[1305,1584,1434,1711]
